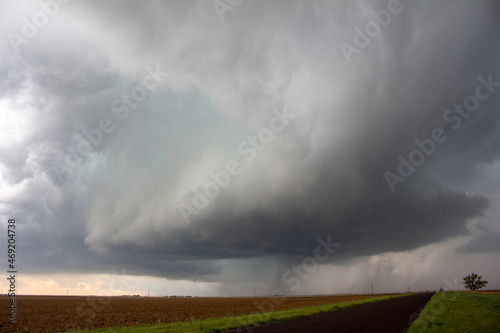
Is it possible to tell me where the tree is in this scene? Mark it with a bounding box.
[463,273,488,291]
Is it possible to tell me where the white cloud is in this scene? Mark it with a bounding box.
[0,0,499,296]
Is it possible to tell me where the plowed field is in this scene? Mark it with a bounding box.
[0,294,385,332]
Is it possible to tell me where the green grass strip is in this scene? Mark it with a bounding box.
[407,291,500,333]
[70,294,409,333]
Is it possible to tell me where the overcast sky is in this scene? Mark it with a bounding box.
[1,0,499,297]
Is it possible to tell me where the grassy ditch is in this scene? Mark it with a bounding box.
[407,291,500,333]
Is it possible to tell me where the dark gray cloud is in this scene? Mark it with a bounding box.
[459,231,500,254]
[1,0,499,289]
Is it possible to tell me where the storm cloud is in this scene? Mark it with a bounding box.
[1,0,499,293]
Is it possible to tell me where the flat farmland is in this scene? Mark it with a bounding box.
[0,294,386,332]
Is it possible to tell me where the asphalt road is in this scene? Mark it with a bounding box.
[226,292,435,333]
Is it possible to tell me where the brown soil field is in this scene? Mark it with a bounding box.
[0,294,387,333]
